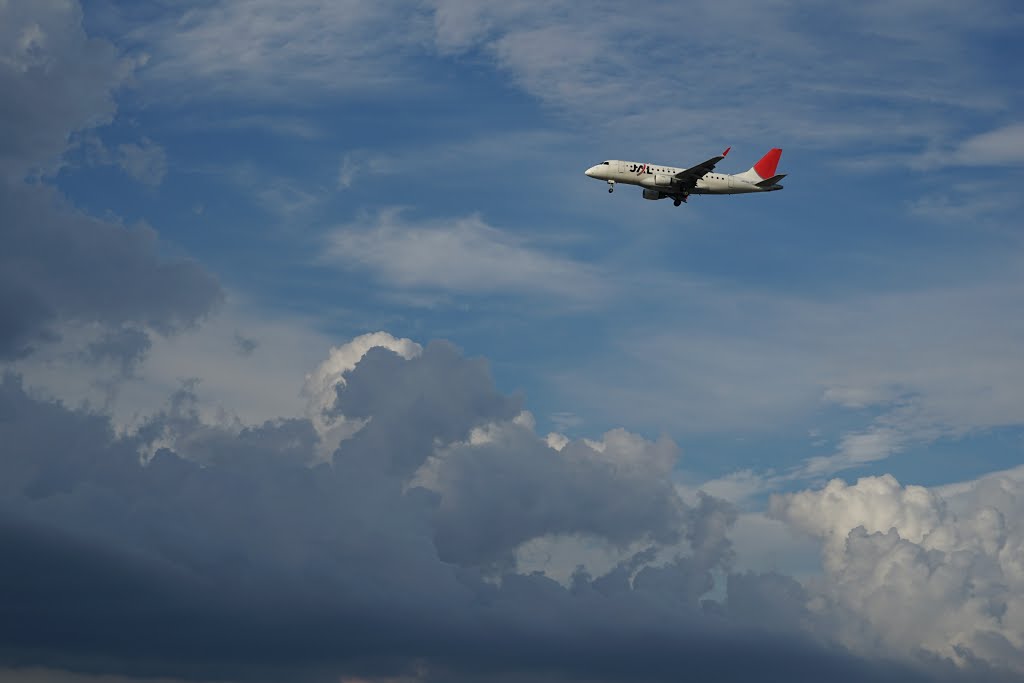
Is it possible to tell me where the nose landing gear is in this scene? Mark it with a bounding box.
[607,180,615,193]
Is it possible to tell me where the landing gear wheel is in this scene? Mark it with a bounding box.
[607,180,615,193]
[673,198,682,207]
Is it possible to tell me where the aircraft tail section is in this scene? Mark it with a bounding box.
[733,148,783,183]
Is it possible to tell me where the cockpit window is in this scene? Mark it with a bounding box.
[602,161,610,165]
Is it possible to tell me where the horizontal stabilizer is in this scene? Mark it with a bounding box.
[756,174,786,187]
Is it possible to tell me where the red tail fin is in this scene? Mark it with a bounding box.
[753,148,782,179]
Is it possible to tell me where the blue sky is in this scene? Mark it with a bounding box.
[3,1,1024,681]
[64,0,1024,488]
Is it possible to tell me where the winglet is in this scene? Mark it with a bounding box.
[753,148,782,179]
[722,146,731,158]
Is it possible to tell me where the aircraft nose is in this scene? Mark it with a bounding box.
[584,166,596,178]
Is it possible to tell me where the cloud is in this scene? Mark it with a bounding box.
[0,2,222,359]
[903,123,1024,171]
[0,0,132,180]
[9,295,338,438]
[772,475,952,560]
[557,262,1024,479]
[952,123,1024,165]
[121,0,431,99]
[202,162,329,221]
[103,0,1013,158]
[330,341,522,479]
[798,427,911,478]
[906,188,1022,224]
[232,331,258,357]
[5,3,1024,681]
[324,209,610,303]
[692,469,780,507]
[303,331,422,459]
[176,114,327,140]
[2,335,990,682]
[419,0,1011,155]
[116,138,167,186]
[81,325,152,378]
[772,473,1024,671]
[338,153,360,189]
[0,181,222,360]
[417,425,688,567]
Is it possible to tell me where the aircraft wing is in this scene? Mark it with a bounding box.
[673,147,731,188]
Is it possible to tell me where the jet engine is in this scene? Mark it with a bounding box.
[654,174,674,186]
[642,189,664,200]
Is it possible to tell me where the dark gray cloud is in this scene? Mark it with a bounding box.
[0,1,130,181]
[0,2,222,360]
[333,342,522,477]
[426,426,688,567]
[0,341,1013,683]
[0,182,222,359]
[82,326,152,376]
[233,331,259,356]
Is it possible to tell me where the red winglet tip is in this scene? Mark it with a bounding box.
[722,146,731,157]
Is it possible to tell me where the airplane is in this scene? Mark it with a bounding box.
[584,148,785,206]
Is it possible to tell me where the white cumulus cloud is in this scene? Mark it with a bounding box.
[772,473,1024,671]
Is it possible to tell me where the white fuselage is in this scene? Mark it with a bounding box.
[585,160,773,195]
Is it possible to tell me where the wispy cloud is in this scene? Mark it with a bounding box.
[117,137,167,186]
[196,162,329,221]
[906,186,1022,224]
[121,0,431,99]
[323,208,610,303]
[337,154,359,189]
[912,123,1024,169]
[109,0,1017,160]
[556,261,1024,481]
[952,123,1024,164]
[420,0,1015,156]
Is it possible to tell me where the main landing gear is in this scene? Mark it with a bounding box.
[673,193,688,207]
[607,180,615,193]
